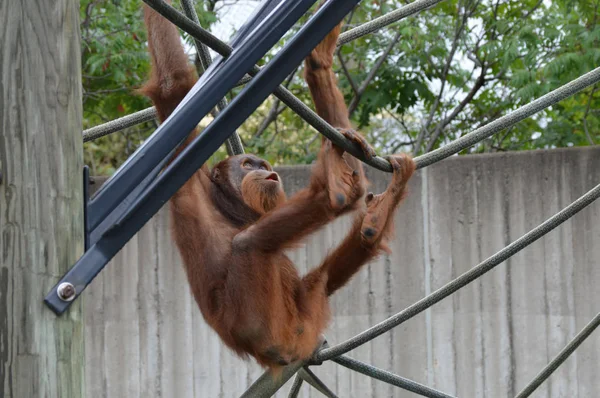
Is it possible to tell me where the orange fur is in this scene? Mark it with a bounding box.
[141,3,415,371]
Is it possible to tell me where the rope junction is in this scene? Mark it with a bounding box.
[84,0,600,396]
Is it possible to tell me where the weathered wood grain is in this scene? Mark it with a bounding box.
[0,0,84,397]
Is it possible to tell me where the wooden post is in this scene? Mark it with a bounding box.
[0,0,85,397]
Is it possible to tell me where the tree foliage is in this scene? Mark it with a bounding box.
[81,0,599,175]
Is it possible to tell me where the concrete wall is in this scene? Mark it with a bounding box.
[83,147,600,397]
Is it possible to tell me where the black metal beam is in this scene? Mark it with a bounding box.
[88,147,174,247]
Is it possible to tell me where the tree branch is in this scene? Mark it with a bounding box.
[414,32,464,152]
[414,2,471,154]
[81,0,102,30]
[348,29,403,116]
[583,85,597,145]
[424,67,487,152]
[305,132,321,155]
[252,67,299,138]
[337,50,360,96]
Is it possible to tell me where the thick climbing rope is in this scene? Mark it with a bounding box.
[81,76,253,141]
[297,368,337,397]
[287,375,304,397]
[83,107,157,142]
[337,0,443,46]
[515,311,600,398]
[240,360,304,398]
[333,355,455,398]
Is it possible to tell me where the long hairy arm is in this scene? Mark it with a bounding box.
[304,21,370,189]
[139,1,213,185]
[139,2,197,123]
[139,1,222,234]
[303,23,352,129]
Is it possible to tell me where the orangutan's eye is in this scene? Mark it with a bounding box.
[243,162,253,169]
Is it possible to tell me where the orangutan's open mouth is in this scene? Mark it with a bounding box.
[265,173,279,182]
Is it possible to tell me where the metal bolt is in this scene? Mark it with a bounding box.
[57,282,76,301]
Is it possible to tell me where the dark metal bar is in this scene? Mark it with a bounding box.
[333,355,455,398]
[299,367,338,397]
[515,312,600,398]
[88,147,175,247]
[45,0,359,314]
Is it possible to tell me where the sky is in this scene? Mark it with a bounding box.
[211,1,262,39]
[183,1,262,60]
